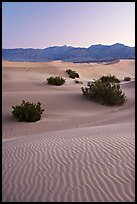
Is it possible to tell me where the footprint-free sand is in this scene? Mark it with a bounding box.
[2,59,135,202]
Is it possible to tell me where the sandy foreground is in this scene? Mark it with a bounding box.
[2,60,135,202]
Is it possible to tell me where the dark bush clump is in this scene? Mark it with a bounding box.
[69,71,76,79]
[99,74,120,83]
[66,69,79,78]
[123,77,131,81]
[66,69,72,75]
[81,76,126,106]
[74,72,80,78]
[47,76,65,86]
[12,100,44,122]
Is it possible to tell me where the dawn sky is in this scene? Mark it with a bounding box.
[2,2,135,48]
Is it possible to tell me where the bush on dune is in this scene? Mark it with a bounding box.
[68,71,76,79]
[11,100,44,122]
[81,75,126,106]
[99,74,120,83]
[66,69,79,78]
[74,72,80,78]
[47,76,66,86]
[66,69,72,75]
[123,77,131,81]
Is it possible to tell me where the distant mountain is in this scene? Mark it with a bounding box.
[2,43,135,63]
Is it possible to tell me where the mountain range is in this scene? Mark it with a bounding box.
[2,43,135,63]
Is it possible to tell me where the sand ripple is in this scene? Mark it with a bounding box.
[2,122,135,202]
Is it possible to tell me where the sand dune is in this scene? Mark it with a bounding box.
[2,60,135,202]
[2,59,135,81]
[2,123,135,202]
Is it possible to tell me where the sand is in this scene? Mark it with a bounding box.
[2,59,135,202]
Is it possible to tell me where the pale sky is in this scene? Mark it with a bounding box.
[2,2,135,48]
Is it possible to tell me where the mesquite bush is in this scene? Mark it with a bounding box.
[47,76,65,86]
[81,75,126,106]
[12,100,44,122]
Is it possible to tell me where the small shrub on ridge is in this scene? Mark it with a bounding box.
[66,69,79,78]
[123,77,131,81]
[47,76,65,86]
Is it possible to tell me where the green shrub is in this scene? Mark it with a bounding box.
[75,72,79,78]
[81,78,126,106]
[66,69,79,78]
[69,71,76,79]
[99,74,120,83]
[66,69,72,75]
[11,100,44,122]
[47,76,65,86]
[123,77,131,81]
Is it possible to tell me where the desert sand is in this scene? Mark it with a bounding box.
[2,59,135,202]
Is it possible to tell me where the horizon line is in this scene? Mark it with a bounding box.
[2,42,135,49]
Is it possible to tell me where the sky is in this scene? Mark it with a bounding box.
[2,2,135,48]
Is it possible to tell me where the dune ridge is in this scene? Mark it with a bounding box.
[2,60,135,202]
